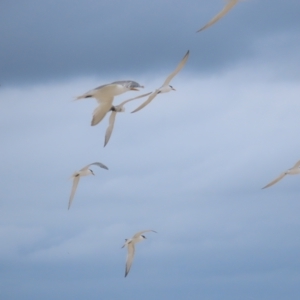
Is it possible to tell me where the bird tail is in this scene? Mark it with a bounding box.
[75,95,92,101]
[74,92,93,100]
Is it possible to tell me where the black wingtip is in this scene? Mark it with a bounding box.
[196,27,205,33]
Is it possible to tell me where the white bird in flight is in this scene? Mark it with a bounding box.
[104,92,152,147]
[262,160,300,189]
[68,162,108,209]
[131,50,190,113]
[75,80,144,126]
[122,230,157,277]
[197,0,241,32]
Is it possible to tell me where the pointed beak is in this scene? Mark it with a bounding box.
[172,87,176,91]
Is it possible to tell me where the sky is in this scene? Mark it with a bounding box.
[1,0,300,299]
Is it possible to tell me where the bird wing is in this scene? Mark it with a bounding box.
[125,242,135,277]
[104,111,117,147]
[91,101,113,126]
[88,162,109,170]
[133,230,157,239]
[68,175,80,209]
[118,92,153,107]
[131,90,160,113]
[162,50,190,86]
[104,92,152,147]
[80,162,109,171]
[292,160,300,169]
[262,172,286,189]
[75,83,112,101]
[92,86,118,103]
[197,0,240,32]
[76,82,130,104]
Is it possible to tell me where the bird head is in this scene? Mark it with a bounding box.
[129,81,144,91]
[115,106,125,112]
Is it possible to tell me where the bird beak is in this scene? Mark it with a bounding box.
[172,87,176,91]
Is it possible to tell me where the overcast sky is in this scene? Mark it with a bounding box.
[1,1,300,299]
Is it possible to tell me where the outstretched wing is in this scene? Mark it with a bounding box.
[80,162,109,171]
[68,176,80,210]
[91,101,113,126]
[104,111,117,147]
[262,172,286,189]
[125,243,135,277]
[162,50,190,86]
[104,92,152,146]
[133,230,157,239]
[197,0,240,32]
[118,92,153,107]
[131,91,160,113]
[75,84,122,103]
[88,162,109,170]
[75,83,111,101]
[292,160,300,169]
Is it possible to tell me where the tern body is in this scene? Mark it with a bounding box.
[122,230,156,277]
[262,160,300,189]
[131,50,189,113]
[75,80,144,126]
[197,0,241,32]
[68,162,108,209]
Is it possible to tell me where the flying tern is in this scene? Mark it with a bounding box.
[122,230,156,277]
[131,50,189,113]
[262,160,300,189]
[197,0,240,32]
[75,80,144,126]
[68,162,108,209]
[104,92,152,147]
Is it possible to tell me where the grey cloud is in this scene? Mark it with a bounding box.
[1,0,300,85]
